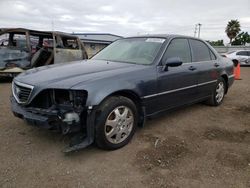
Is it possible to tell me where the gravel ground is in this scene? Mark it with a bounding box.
[0,68,250,188]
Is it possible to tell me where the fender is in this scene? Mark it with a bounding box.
[83,80,143,106]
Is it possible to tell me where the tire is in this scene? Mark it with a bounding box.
[95,96,138,150]
[206,77,226,106]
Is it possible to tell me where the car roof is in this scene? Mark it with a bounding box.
[125,34,201,40]
[234,50,249,51]
[0,28,78,38]
[227,50,250,53]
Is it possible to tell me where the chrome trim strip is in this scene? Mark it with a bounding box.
[197,80,217,86]
[12,80,34,104]
[142,84,197,99]
[228,74,234,78]
[142,80,217,99]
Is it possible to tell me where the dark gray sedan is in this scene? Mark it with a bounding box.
[11,35,234,152]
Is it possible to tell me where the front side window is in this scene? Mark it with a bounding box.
[162,38,191,63]
[92,37,165,65]
[189,39,211,62]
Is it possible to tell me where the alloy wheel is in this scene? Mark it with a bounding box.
[104,106,134,144]
[215,82,225,103]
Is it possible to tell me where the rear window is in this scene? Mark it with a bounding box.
[189,39,211,62]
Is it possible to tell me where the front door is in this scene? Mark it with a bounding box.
[156,38,198,111]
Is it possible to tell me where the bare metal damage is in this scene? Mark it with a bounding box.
[0,47,30,69]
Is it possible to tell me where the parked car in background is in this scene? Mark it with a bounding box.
[11,35,234,152]
[223,50,250,65]
[0,28,88,77]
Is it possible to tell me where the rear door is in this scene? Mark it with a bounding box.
[188,39,220,99]
[247,51,250,63]
[155,38,199,111]
[54,34,83,64]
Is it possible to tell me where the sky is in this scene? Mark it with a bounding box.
[0,0,249,43]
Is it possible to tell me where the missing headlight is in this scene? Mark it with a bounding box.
[53,89,72,105]
[73,90,88,110]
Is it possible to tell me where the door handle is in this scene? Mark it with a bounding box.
[188,66,196,71]
[214,63,220,67]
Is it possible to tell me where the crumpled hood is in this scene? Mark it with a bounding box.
[0,47,30,69]
[15,59,140,88]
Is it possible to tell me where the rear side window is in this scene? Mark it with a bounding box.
[163,38,191,63]
[236,51,248,56]
[209,50,217,60]
[189,39,211,62]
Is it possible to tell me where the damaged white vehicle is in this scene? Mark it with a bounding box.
[0,28,88,77]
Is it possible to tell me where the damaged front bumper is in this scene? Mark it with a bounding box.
[10,96,96,152]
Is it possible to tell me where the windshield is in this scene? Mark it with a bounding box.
[92,37,165,65]
[0,32,28,51]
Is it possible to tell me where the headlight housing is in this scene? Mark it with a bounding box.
[53,89,88,107]
[28,89,88,109]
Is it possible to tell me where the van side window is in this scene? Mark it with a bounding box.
[189,39,211,62]
[163,38,191,63]
[62,37,79,49]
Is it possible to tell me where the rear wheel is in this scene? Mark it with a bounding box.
[95,96,138,150]
[206,77,226,106]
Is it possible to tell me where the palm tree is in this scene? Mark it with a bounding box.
[225,20,241,44]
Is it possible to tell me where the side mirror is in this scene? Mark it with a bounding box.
[162,57,183,71]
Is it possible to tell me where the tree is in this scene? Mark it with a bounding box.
[225,20,241,44]
[232,32,250,45]
[207,40,224,46]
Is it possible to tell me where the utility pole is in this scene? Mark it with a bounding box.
[194,24,198,37]
[197,23,202,38]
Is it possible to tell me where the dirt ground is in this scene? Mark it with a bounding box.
[0,68,250,188]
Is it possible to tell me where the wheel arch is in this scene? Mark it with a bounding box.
[232,59,239,66]
[220,74,229,94]
[98,90,145,127]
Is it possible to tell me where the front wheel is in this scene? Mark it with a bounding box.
[95,96,138,150]
[206,78,226,106]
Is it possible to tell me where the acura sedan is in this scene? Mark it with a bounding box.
[11,35,234,152]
